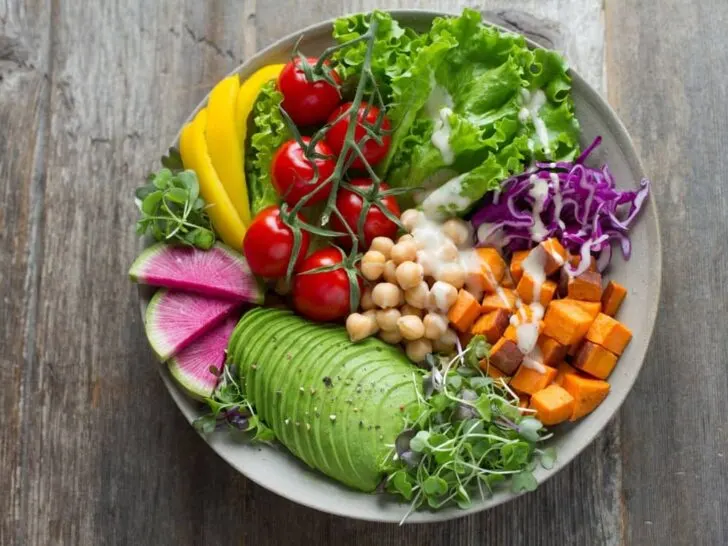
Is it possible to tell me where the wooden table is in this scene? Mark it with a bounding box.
[2,1,726,544]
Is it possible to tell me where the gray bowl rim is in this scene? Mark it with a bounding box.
[139,9,662,523]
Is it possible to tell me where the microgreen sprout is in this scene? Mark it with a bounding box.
[381,336,555,523]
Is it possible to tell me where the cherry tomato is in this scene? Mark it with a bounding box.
[325,102,392,168]
[330,178,401,249]
[277,57,341,126]
[292,247,361,322]
[243,206,310,279]
[271,137,336,206]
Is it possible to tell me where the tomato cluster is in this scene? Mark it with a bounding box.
[243,56,400,322]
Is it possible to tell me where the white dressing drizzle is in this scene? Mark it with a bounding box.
[431,107,455,164]
[550,172,565,229]
[528,174,549,242]
[519,89,551,158]
[422,172,469,219]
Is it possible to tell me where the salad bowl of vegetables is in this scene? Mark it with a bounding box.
[130,9,661,523]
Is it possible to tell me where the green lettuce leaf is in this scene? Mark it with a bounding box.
[245,80,288,215]
[377,8,580,213]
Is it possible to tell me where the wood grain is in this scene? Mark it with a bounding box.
[3,0,721,544]
[606,1,728,545]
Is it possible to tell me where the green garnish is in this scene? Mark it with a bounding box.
[382,336,554,522]
[135,164,216,250]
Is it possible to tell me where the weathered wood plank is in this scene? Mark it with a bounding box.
[0,0,52,543]
[607,1,728,545]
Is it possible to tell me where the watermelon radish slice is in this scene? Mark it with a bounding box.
[145,289,239,361]
[168,314,238,400]
[130,242,263,303]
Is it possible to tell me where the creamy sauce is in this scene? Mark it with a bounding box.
[519,89,551,158]
[522,347,547,373]
[431,107,455,164]
[425,83,453,119]
[550,172,565,229]
[528,174,549,242]
[422,172,469,219]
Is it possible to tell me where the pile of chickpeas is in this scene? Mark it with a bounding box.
[345,209,474,363]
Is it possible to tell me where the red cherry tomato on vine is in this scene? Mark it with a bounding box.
[330,178,401,249]
[292,247,362,322]
[271,137,336,207]
[243,206,310,279]
[325,102,391,168]
[277,57,341,126]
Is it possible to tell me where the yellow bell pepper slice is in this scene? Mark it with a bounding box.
[205,76,252,226]
[234,64,285,140]
[180,109,246,250]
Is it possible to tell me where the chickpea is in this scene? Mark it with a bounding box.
[382,260,398,284]
[397,315,425,341]
[379,329,403,344]
[360,286,375,311]
[404,281,430,309]
[361,250,386,281]
[433,328,458,353]
[376,308,402,331]
[400,304,423,318]
[406,339,433,363]
[346,313,378,342]
[423,312,449,340]
[429,281,458,312]
[442,218,472,248]
[416,250,435,277]
[362,309,379,333]
[390,240,418,265]
[436,240,460,262]
[370,236,394,260]
[395,261,424,290]
[398,233,414,243]
[400,209,423,231]
[372,282,402,309]
[435,262,466,289]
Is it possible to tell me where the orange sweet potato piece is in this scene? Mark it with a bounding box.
[471,309,510,344]
[563,299,601,319]
[541,238,567,275]
[516,274,558,306]
[458,330,474,347]
[489,337,524,375]
[554,361,578,386]
[561,373,610,420]
[448,289,482,333]
[529,385,575,425]
[567,271,603,302]
[474,248,506,293]
[567,342,581,357]
[510,363,557,395]
[537,335,568,367]
[567,253,597,272]
[501,273,515,289]
[542,300,594,346]
[482,362,509,380]
[481,289,516,313]
[503,319,545,344]
[585,313,633,355]
[573,341,618,379]
[602,281,627,317]
[509,250,530,284]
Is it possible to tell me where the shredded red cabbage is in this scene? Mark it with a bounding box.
[471,137,650,276]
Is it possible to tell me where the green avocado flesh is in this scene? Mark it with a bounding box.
[227,308,419,492]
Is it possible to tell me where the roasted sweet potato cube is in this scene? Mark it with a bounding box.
[448,289,481,333]
[473,248,506,292]
[602,281,627,316]
[585,313,633,355]
[489,338,524,375]
[537,335,568,367]
[561,373,610,420]
[501,273,515,289]
[529,385,575,425]
[567,342,582,357]
[543,300,595,345]
[516,274,558,306]
[567,271,603,302]
[509,250,530,284]
[573,341,618,379]
[563,298,601,319]
[541,238,567,275]
[481,289,516,313]
[566,252,597,272]
[471,309,510,344]
[482,362,510,380]
[554,361,578,386]
[510,363,558,395]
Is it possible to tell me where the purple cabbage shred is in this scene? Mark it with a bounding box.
[470,137,650,276]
